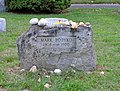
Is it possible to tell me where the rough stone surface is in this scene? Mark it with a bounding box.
[17,18,96,71]
[0,18,6,32]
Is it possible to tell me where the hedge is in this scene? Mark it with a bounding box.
[6,0,71,13]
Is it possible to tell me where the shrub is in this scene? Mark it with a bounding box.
[6,0,71,13]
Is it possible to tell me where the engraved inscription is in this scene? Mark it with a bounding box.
[36,36,75,49]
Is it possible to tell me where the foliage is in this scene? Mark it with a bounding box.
[6,0,71,13]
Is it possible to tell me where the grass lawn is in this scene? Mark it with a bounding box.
[71,0,120,4]
[0,8,120,91]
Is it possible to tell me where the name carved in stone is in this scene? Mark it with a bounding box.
[33,36,76,53]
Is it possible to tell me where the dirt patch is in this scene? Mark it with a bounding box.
[117,10,120,13]
[113,10,120,14]
[0,88,8,91]
[7,66,21,74]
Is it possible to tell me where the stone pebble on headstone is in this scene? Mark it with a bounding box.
[17,18,96,71]
[29,18,39,25]
[0,18,6,32]
[38,18,48,27]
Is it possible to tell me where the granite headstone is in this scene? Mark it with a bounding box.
[17,18,96,71]
[0,0,5,12]
[0,18,6,32]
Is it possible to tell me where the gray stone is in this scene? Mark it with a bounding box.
[17,18,96,71]
[0,18,6,32]
[0,0,6,12]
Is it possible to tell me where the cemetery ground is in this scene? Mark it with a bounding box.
[71,0,120,4]
[0,8,120,91]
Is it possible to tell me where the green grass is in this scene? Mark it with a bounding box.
[0,8,120,91]
[71,0,120,4]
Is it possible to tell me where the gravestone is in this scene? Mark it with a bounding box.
[0,0,6,12]
[17,18,96,71]
[0,18,6,32]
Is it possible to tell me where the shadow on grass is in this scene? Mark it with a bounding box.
[6,9,70,15]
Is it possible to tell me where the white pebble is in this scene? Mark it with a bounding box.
[72,70,76,73]
[50,71,54,74]
[85,22,91,27]
[85,22,90,25]
[20,69,25,72]
[71,64,75,67]
[44,83,51,88]
[100,71,105,75]
[29,65,37,73]
[38,18,48,26]
[79,22,85,26]
[71,22,78,29]
[54,69,61,75]
[29,18,39,25]
[38,78,41,82]
[21,89,29,91]
[69,20,73,24]
[45,75,50,78]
